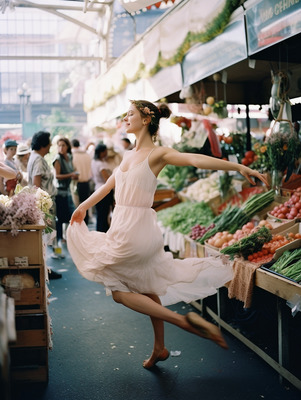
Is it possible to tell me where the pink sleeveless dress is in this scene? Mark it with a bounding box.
[66,151,233,306]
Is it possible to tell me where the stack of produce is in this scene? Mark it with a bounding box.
[219,228,301,263]
[268,189,301,219]
[157,201,214,235]
[206,221,270,248]
[183,172,220,202]
[220,226,272,260]
[189,223,215,241]
[269,248,301,282]
[198,189,275,244]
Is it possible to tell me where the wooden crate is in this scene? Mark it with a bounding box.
[0,225,44,265]
[184,236,204,258]
[11,313,48,348]
[152,189,180,211]
[10,347,48,383]
[0,266,46,312]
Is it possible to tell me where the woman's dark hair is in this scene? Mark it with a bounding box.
[31,131,51,150]
[57,137,72,154]
[71,139,80,148]
[130,100,171,137]
[94,143,107,160]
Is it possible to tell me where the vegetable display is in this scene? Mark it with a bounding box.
[198,189,275,244]
[190,223,215,240]
[157,201,214,234]
[269,248,301,282]
[269,188,301,219]
[220,226,272,260]
[184,172,220,202]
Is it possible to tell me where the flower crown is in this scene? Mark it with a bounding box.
[131,101,156,122]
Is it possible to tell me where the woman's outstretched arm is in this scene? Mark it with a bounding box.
[70,174,115,224]
[160,148,269,187]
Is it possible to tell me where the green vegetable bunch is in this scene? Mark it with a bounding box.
[220,226,272,260]
[270,248,301,282]
[199,189,275,244]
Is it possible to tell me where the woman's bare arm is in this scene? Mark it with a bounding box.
[158,147,269,187]
[70,174,115,224]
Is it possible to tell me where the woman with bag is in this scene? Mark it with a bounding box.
[53,137,78,248]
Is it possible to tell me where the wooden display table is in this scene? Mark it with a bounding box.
[0,225,49,383]
[192,267,301,391]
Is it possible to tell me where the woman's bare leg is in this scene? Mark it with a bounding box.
[142,294,169,368]
[112,291,227,350]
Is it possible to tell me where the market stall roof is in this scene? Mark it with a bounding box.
[84,0,301,126]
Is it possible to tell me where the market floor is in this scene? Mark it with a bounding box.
[11,241,301,400]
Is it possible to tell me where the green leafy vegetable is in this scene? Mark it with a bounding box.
[199,189,275,244]
[220,226,272,260]
[157,201,214,234]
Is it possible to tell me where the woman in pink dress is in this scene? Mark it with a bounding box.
[67,100,268,369]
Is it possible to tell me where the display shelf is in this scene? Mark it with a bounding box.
[255,268,301,300]
[0,225,49,383]
[0,266,46,313]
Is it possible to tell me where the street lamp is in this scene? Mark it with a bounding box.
[17,82,32,137]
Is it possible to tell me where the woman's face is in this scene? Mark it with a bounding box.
[123,104,143,134]
[57,140,68,155]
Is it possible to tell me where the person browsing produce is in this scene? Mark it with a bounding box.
[67,99,268,369]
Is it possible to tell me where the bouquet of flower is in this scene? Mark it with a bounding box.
[0,185,54,235]
[249,141,272,172]
[266,124,301,178]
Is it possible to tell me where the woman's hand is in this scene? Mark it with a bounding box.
[70,206,86,225]
[71,172,79,180]
[239,165,269,187]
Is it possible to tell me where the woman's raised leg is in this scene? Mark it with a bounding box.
[112,291,228,350]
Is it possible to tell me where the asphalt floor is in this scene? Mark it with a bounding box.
[11,235,301,400]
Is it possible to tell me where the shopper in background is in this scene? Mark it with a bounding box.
[27,131,61,279]
[67,99,269,370]
[53,137,78,247]
[91,143,114,232]
[0,161,17,179]
[71,139,92,225]
[121,137,134,151]
[1,139,22,195]
[15,143,31,186]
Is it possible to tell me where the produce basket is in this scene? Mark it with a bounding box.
[260,238,301,284]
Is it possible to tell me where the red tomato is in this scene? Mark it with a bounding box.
[245,150,255,159]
